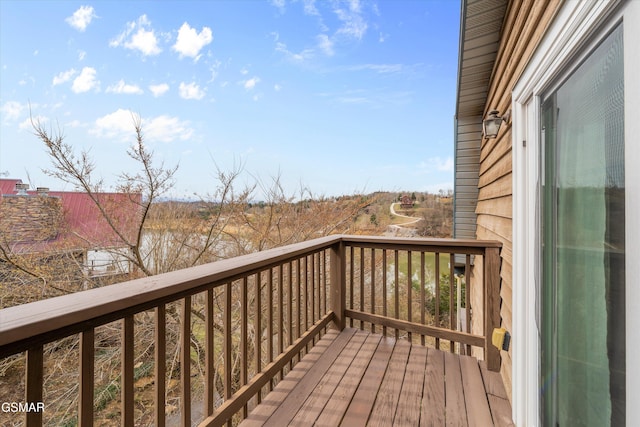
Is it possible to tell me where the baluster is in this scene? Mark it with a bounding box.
[79,328,94,426]
[122,315,134,426]
[288,261,294,370]
[224,283,232,401]
[156,305,166,427]
[278,263,284,379]
[349,246,354,328]
[296,258,301,360]
[435,252,440,349]
[420,252,426,346]
[203,290,214,416]
[370,248,375,333]
[360,247,365,331]
[304,256,309,352]
[255,272,262,404]
[26,345,43,427]
[267,269,274,389]
[449,254,455,352]
[382,249,387,337]
[466,254,472,355]
[408,250,412,342]
[181,297,191,426]
[394,250,399,339]
[241,277,248,417]
[311,253,316,327]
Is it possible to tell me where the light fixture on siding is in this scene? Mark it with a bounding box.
[483,109,510,139]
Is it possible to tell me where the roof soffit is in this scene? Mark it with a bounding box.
[456,0,508,119]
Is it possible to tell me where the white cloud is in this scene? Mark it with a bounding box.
[348,63,403,73]
[110,15,161,56]
[275,41,314,63]
[243,77,260,90]
[78,50,86,61]
[303,0,319,15]
[52,68,77,86]
[89,109,135,140]
[274,84,282,91]
[179,82,205,100]
[240,68,249,75]
[149,83,170,97]
[2,101,26,122]
[106,80,143,95]
[128,29,161,56]
[66,5,96,32]
[337,96,370,105]
[172,23,213,60]
[19,115,49,130]
[208,60,222,83]
[72,67,99,93]
[419,157,454,173]
[270,0,286,12]
[436,157,454,172]
[317,34,334,56]
[334,0,368,40]
[89,109,193,143]
[145,115,193,142]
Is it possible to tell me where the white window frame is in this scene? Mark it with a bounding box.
[512,0,639,425]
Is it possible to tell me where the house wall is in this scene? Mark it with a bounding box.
[454,118,481,239]
[470,0,562,401]
[0,195,63,243]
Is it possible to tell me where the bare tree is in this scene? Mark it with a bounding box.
[1,117,375,425]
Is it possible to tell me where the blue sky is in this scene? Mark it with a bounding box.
[0,0,460,198]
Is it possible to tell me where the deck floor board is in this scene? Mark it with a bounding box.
[367,339,411,426]
[444,350,468,426]
[239,328,513,427]
[420,348,446,426]
[289,330,368,426]
[315,333,382,426]
[340,336,395,427]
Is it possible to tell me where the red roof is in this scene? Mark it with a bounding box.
[1,179,142,253]
[0,179,22,195]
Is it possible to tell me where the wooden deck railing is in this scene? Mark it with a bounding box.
[0,235,501,426]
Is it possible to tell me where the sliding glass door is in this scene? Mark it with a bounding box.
[541,24,625,426]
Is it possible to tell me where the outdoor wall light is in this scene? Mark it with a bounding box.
[483,109,510,139]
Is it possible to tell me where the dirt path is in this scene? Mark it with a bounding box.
[385,203,421,236]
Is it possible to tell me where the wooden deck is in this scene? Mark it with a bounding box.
[240,328,513,427]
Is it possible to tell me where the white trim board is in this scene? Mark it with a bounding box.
[511,0,637,425]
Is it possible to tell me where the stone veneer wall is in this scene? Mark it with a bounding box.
[0,195,63,243]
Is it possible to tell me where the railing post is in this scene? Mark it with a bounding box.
[330,241,345,330]
[484,246,502,372]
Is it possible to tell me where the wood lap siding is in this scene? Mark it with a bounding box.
[473,0,561,402]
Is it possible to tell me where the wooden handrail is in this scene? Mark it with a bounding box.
[0,235,502,426]
[0,235,341,356]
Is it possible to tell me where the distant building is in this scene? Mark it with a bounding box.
[0,179,141,277]
[400,195,413,209]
